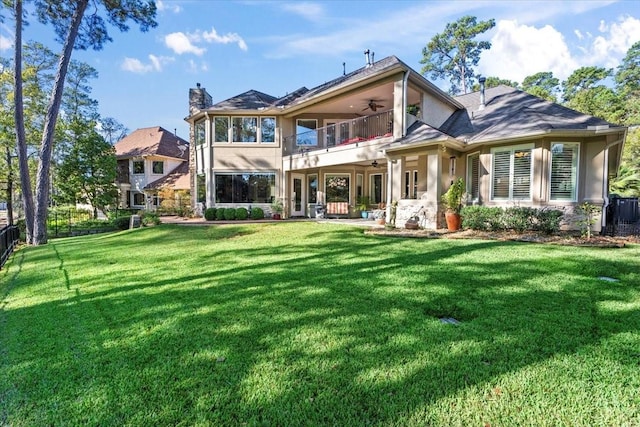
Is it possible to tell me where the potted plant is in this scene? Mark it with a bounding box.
[441,177,465,231]
[356,196,370,218]
[270,198,283,220]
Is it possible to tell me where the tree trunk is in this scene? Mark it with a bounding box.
[13,0,35,243]
[32,0,89,245]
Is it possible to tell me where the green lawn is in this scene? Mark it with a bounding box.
[1,222,639,426]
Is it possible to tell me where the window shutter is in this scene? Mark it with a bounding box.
[512,148,532,199]
[468,154,480,200]
[492,151,511,199]
[550,143,578,200]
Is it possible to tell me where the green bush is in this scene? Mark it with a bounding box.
[461,206,503,231]
[141,211,160,226]
[250,207,264,220]
[204,207,217,221]
[112,216,131,230]
[235,207,248,220]
[215,208,226,220]
[224,208,236,220]
[533,209,563,234]
[504,206,534,233]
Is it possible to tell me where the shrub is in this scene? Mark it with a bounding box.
[204,207,217,221]
[235,207,248,220]
[250,207,264,219]
[112,216,131,230]
[224,208,236,220]
[533,209,563,234]
[215,208,226,220]
[461,206,503,231]
[141,211,160,226]
[504,207,535,233]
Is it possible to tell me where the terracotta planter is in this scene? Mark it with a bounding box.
[272,213,282,220]
[445,211,461,231]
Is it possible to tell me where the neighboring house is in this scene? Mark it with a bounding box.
[114,126,190,210]
[185,54,627,231]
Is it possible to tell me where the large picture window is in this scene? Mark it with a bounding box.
[232,117,258,142]
[550,143,579,201]
[491,145,532,201]
[215,173,275,203]
[325,175,350,202]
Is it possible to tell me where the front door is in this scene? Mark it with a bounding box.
[291,173,305,217]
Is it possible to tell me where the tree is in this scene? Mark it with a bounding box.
[98,117,129,144]
[470,76,519,92]
[10,0,157,245]
[562,66,622,123]
[56,119,117,218]
[615,41,640,125]
[420,15,495,95]
[522,72,560,102]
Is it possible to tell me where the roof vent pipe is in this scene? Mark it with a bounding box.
[364,49,371,67]
[478,76,486,111]
[371,51,375,64]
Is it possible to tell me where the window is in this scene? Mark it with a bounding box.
[215,173,275,203]
[261,117,276,143]
[403,170,418,199]
[197,174,206,204]
[413,170,418,199]
[370,174,384,204]
[467,153,480,201]
[550,143,579,201]
[133,160,144,174]
[214,117,229,142]
[325,175,350,202]
[195,120,206,145]
[232,117,258,142]
[296,119,317,146]
[405,171,410,199]
[491,145,532,201]
[133,192,145,206]
[308,175,318,204]
[152,161,164,174]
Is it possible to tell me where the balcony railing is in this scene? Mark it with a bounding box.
[283,110,393,155]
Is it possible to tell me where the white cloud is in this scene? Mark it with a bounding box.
[188,59,209,73]
[202,27,248,51]
[121,55,174,73]
[280,2,326,22]
[574,29,584,40]
[589,15,640,67]
[0,34,11,51]
[165,32,206,56]
[479,20,578,83]
[156,0,182,13]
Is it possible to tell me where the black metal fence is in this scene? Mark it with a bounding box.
[603,197,640,236]
[1,225,20,269]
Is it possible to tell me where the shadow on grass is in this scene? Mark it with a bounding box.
[1,222,639,425]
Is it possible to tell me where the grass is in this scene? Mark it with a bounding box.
[1,222,639,426]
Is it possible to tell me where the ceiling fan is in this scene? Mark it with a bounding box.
[362,99,384,112]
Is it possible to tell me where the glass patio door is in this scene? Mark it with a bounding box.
[290,173,305,217]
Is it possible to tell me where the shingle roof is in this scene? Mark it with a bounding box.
[442,85,616,143]
[115,126,189,159]
[144,161,190,190]
[212,90,279,110]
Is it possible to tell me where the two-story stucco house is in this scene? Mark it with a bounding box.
[185,54,627,231]
[115,126,190,210]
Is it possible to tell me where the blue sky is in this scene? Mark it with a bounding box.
[2,0,639,141]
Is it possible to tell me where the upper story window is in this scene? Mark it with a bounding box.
[195,120,205,146]
[213,116,275,144]
[133,160,144,174]
[491,145,533,201]
[214,117,229,142]
[233,117,258,142]
[152,161,164,175]
[297,119,317,146]
[550,143,579,201]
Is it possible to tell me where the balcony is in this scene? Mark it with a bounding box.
[283,110,393,155]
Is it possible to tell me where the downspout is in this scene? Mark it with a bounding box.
[402,70,410,137]
[600,133,625,230]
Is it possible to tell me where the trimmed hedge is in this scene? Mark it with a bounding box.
[223,208,236,220]
[235,207,248,220]
[461,206,563,234]
[250,207,264,220]
[215,208,226,220]
[204,207,217,221]
[112,216,131,230]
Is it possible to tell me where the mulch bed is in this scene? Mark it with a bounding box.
[365,228,640,248]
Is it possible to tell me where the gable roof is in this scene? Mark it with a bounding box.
[115,126,189,159]
[212,90,279,110]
